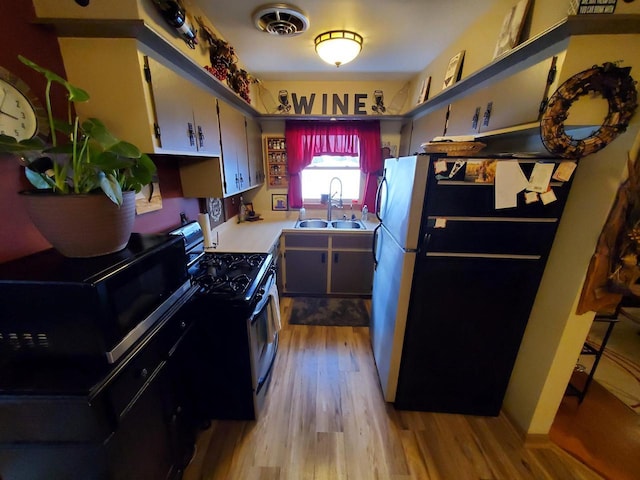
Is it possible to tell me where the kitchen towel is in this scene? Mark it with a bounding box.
[267,282,281,344]
[198,213,213,247]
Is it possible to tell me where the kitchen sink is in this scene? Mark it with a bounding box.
[331,220,364,229]
[297,219,329,228]
[295,219,366,229]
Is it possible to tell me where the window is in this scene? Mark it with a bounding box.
[301,155,362,203]
[285,120,381,209]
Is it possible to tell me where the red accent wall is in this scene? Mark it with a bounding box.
[0,2,200,263]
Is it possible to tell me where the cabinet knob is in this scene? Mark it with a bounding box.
[140,368,149,379]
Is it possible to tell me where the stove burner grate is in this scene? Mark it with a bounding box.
[192,252,269,300]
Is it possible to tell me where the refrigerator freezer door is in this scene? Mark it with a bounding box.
[378,156,430,250]
[370,225,416,401]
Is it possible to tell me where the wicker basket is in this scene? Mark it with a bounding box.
[421,141,487,156]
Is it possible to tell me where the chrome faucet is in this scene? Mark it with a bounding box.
[327,177,343,221]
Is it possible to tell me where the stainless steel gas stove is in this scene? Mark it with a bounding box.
[169,221,280,420]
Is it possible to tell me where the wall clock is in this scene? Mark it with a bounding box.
[0,66,49,142]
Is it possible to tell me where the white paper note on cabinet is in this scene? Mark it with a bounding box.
[527,162,555,193]
[495,161,528,209]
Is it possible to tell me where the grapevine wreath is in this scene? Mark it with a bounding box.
[540,62,638,158]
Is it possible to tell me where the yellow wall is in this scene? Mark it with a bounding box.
[405,0,640,110]
[503,33,640,434]
[257,80,409,116]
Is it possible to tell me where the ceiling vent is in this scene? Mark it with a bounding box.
[252,4,309,36]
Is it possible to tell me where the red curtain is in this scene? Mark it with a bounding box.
[284,120,382,209]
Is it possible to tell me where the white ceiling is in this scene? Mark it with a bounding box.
[192,0,501,82]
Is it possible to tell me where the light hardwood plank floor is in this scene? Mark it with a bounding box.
[184,297,601,480]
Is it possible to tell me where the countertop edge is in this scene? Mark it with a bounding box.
[204,217,379,253]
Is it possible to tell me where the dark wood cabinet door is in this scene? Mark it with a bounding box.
[395,255,545,416]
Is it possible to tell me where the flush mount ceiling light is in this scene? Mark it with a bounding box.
[314,30,363,67]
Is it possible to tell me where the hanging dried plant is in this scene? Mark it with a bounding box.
[195,16,259,103]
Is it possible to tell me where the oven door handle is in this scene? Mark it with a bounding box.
[250,273,276,325]
[257,335,278,394]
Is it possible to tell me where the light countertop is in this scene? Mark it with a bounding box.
[204,215,378,253]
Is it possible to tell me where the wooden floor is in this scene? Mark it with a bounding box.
[184,297,601,480]
[550,373,640,480]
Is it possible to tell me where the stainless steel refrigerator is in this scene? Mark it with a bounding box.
[370,154,572,415]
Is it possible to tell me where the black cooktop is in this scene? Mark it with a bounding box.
[191,252,271,303]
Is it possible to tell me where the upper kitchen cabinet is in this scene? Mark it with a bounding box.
[57,37,219,156]
[245,116,265,188]
[218,99,250,196]
[444,54,562,137]
[146,56,220,155]
[407,106,449,155]
[32,0,259,118]
[406,15,640,139]
[180,103,262,199]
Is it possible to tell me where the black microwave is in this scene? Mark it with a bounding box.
[0,234,190,364]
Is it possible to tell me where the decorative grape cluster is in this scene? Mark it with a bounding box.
[236,81,251,104]
[204,64,228,82]
[196,15,255,104]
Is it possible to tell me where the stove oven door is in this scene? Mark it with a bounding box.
[248,268,280,408]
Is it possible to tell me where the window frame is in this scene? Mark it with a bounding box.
[300,156,363,207]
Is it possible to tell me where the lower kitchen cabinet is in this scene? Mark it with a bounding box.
[331,250,373,294]
[285,249,328,294]
[283,231,373,295]
[0,297,199,480]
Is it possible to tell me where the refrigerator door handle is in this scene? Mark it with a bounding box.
[375,170,387,222]
[420,232,431,255]
[372,223,382,269]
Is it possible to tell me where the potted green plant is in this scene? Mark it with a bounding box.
[0,55,156,258]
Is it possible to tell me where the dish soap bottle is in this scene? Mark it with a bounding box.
[239,196,247,223]
[361,204,369,221]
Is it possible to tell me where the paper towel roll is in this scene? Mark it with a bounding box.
[198,213,213,247]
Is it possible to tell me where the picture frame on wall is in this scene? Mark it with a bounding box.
[442,51,465,89]
[417,76,431,104]
[271,194,288,211]
[493,0,532,59]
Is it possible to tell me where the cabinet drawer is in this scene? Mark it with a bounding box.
[426,160,570,219]
[425,218,558,256]
[107,301,193,421]
[0,395,113,443]
[426,181,569,218]
[285,234,329,248]
[332,233,373,250]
